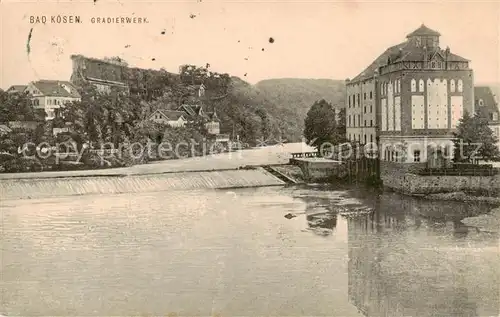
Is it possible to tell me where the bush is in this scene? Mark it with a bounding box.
[3,157,43,173]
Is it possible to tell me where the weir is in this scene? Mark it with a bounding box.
[0,168,286,201]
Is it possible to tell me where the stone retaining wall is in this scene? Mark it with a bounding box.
[381,161,500,196]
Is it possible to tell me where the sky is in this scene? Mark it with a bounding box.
[1,0,499,90]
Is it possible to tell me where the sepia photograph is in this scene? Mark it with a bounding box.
[1,0,500,316]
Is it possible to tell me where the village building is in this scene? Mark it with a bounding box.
[25,80,81,120]
[346,24,474,165]
[149,109,187,127]
[6,85,27,94]
[177,104,221,135]
[475,86,500,149]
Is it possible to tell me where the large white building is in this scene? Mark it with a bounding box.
[25,80,81,120]
[346,25,474,165]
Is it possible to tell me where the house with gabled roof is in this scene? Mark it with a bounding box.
[149,109,187,128]
[177,104,221,135]
[6,85,27,94]
[25,80,81,120]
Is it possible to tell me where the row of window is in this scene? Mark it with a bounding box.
[348,115,373,128]
[411,78,463,93]
[380,79,402,96]
[348,133,374,144]
[348,91,373,107]
[377,78,465,96]
[383,149,421,162]
[47,98,66,106]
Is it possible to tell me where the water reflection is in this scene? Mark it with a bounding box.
[345,191,499,317]
[292,185,499,317]
[299,193,339,236]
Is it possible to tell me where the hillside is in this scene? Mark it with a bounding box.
[255,78,346,133]
[211,77,303,144]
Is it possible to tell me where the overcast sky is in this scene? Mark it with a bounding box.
[1,0,499,89]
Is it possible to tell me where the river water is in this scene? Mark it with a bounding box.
[1,183,499,316]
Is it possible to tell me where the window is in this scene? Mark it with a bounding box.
[493,113,498,121]
[358,115,360,126]
[478,99,484,107]
[419,79,424,92]
[411,79,416,92]
[348,96,351,107]
[370,120,373,127]
[364,106,366,114]
[364,120,366,127]
[457,79,463,92]
[357,94,360,105]
[370,91,373,99]
[370,134,373,143]
[413,150,421,162]
[370,105,373,113]
[431,62,436,68]
[364,134,367,144]
[358,134,361,142]
[348,115,351,127]
[364,92,366,100]
[450,79,456,92]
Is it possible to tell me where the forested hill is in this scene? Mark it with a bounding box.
[255,78,346,133]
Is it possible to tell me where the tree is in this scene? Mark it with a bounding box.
[335,108,347,143]
[304,99,342,149]
[0,90,37,122]
[452,111,500,162]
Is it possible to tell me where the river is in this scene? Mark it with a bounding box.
[1,182,499,316]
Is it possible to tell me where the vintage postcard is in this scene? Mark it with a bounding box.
[1,0,500,316]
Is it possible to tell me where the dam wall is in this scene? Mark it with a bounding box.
[0,168,285,200]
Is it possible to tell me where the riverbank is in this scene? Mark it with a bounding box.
[0,143,315,180]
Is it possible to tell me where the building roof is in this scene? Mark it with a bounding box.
[406,24,441,38]
[7,85,27,93]
[31,80,81,98]
[178,104,204,117]
[475,86,499,123]
[351,42,407,82]
[350,26,468,83]
[151,109,186,121]
[205,111,219,121]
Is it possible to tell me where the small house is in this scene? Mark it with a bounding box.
[149,109,187,127]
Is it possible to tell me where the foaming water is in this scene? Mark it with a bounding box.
[1,185,498,316]
[0,168,284,200]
